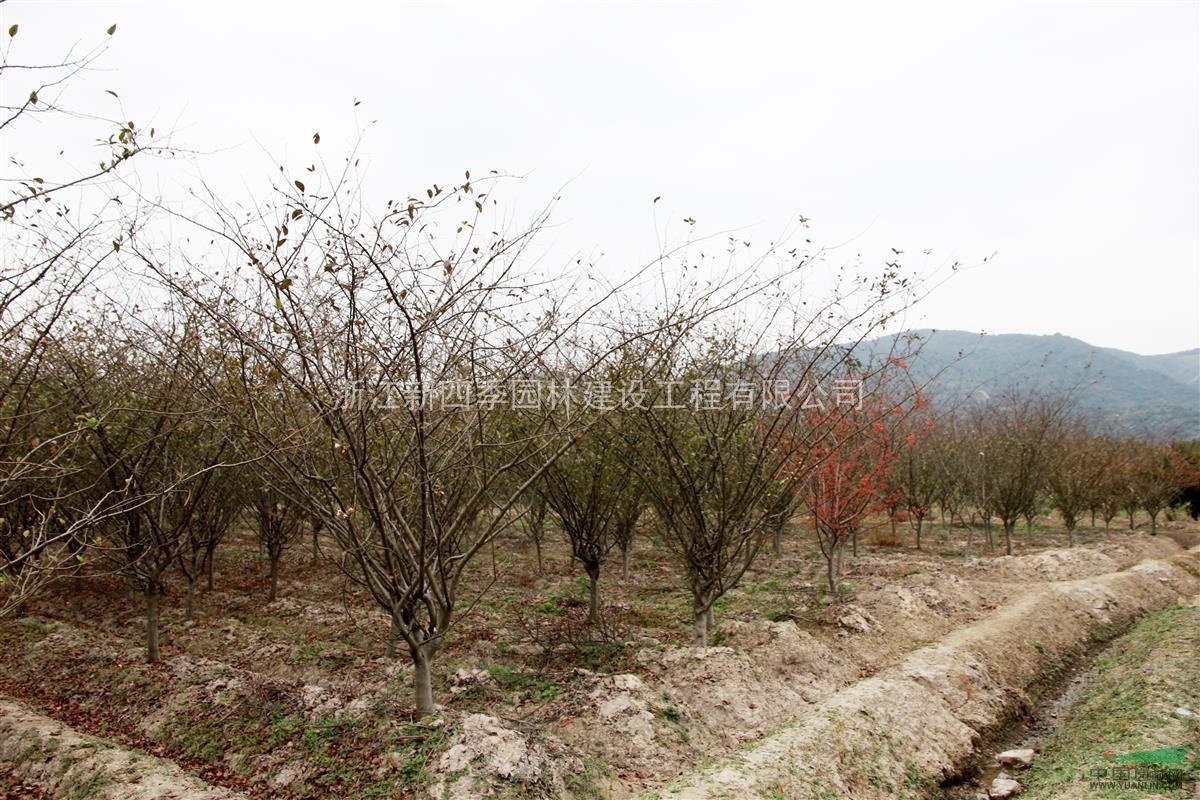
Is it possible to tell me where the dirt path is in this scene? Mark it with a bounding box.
[644,546,1200,799]
[0,695,249,800]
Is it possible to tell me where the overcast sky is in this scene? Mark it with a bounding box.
[4,0,1198,355]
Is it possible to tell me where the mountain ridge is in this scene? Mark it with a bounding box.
[862,329,1200,438]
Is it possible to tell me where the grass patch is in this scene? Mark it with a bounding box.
[484,663,562,702]
[16,617,51,642]
[1021,605,1200,799]
[564,754,611,799]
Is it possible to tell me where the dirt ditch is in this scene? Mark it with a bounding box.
[989,598,1200,800]
[645,545,1200,799]
[937,625,1125,799]
[0,696,248,800]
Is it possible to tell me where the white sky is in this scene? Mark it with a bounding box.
[3,0,1198,355]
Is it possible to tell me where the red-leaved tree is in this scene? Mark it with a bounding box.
[793,380,913,593]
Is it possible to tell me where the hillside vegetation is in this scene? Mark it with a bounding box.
[864,331,1200,438]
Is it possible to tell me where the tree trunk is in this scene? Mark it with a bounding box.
[825,540,844,595]
[1090,508,1096,527]
[915,517,923,551]
[311,525,320,562]
[205,548,215,591]
[621,544,630,583]
[268,553,280,601]
[772,526,782,558]
[1128,511,1135,530]
[587,570,601,625]
[1150,512,1158,535]
[533,536,543,577]
[851,528,858,558]
[145,585,161,664]
[1003,521,1014,556]
[705,604,714,631]
[413,645,435,716]
[386,612,401,658]
[692,605,708,647]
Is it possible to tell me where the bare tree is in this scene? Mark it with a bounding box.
[630,350,773,644]
[890,406,939,550]
[309,515,325,564]
[535,401,639,624]
[1045,418,1101,545]
[1128,441,1191,535]
[519,490,549,577]
[60,307,234,662]
[177,470,244,618]
[159,166,685,713]
[927,414,972,545]
[253,487,304,601]
[0,20,159,220]
[1093,436,1128,530]
[973,392,1069,556]
[0,20,160,615]
[611,487,645,583]
[630,316,916,641]
[761,473,801,559]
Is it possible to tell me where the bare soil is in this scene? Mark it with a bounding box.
[0,696,248,799]
[0,515,1196,799]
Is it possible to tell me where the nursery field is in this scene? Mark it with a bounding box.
[2,515,1198,800]
[5,5,1199,800]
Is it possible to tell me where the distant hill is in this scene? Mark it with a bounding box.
[860,330,1200,438]
[1099,346,1200,388]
